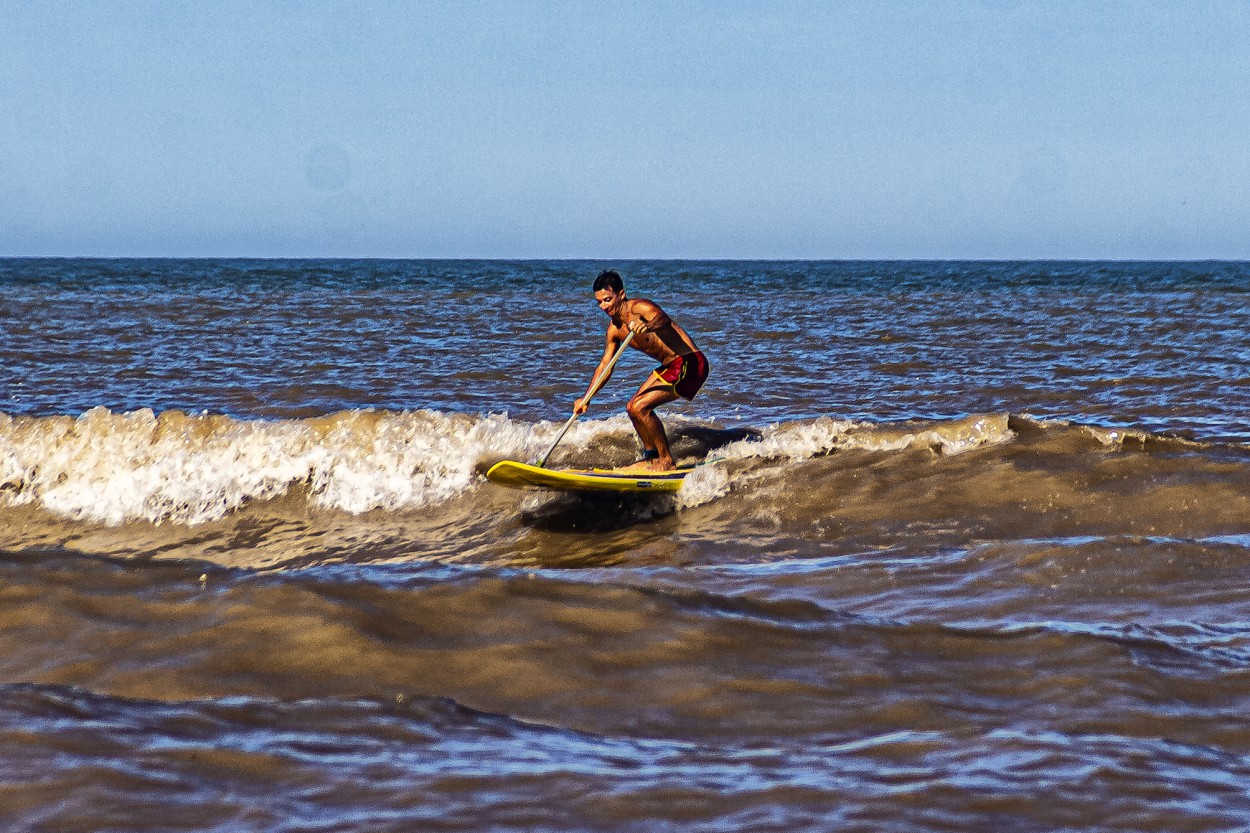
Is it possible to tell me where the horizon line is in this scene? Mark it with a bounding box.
[3,255,1248,264]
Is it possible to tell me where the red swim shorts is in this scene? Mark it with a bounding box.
[653,351,709,401]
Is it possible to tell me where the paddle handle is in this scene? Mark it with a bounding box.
[535,329,636,468]
[534,413,580,469]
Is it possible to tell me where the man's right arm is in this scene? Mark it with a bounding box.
[573,331,621,414]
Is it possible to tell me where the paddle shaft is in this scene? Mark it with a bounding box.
[535,329,637,468]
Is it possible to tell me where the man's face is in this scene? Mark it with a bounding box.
[594,288,624,317]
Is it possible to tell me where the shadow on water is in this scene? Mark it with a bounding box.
[518,492,677,534]
[670,425,762,457]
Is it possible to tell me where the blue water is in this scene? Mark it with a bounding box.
[4,259,1249,438]
[4,258,1250,833]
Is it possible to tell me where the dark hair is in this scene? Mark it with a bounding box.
[593,269,624,293]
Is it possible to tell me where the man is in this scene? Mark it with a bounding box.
[573,270,710,472]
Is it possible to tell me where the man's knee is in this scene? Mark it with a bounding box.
[625,397,652,420]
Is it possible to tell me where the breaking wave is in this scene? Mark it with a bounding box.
[0,407,1220,527]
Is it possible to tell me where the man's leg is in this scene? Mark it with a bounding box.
[625,385,681,471]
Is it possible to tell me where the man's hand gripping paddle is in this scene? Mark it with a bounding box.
[534,329,636,468]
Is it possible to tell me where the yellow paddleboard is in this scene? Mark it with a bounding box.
[486,460,694,493]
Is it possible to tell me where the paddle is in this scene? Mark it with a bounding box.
[534,329,637,468]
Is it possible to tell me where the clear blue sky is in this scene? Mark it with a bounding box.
[3,1,1248,259]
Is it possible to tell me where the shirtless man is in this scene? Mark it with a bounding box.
[573,270,710,472]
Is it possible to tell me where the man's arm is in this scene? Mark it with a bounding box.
[573,329,623,415]
[627,299,671,335]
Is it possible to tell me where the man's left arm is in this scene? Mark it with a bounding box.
[628,300,671,334]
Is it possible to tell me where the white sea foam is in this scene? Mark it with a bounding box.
[846,413,1016,456]
[0,409,1019,526]
[0,407,548,525]
[674,414,1016,508]
[674,462,731,509]
[713,416,864,463]
[715,413,1013,462]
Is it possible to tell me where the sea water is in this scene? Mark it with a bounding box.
[2,259,1250,831]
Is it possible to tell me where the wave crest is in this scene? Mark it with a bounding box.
[0,407,539,525]
[0,407,1213,528]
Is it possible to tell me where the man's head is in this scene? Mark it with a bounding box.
[593,270,624,293]
[593,269,626,318]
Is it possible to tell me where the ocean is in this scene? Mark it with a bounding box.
[2,259,1249,831]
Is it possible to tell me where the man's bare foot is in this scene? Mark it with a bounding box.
[619,458,676,473]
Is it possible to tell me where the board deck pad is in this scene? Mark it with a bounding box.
[486,460,696,493]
